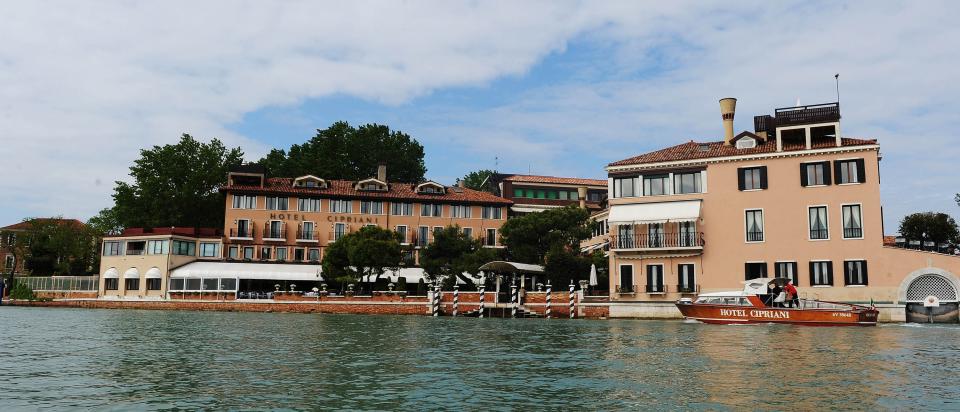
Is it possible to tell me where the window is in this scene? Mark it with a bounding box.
[674,171,702,194]
[844,260,868,286]
[147,240,168,255]
[260,247,271,260]
[485,228,497,247]
[810,261,834,286]
[738,167,767,191]
[276,247,287,261]
[361,201,384,215]
[745,210,764,242]
[745,262,767,280]
[202,278,218,291]
[390,202,413,216]
[125,241,146,255]
[396,226,408,243]
[646,264,664,293]
[433,226,443,236]
[300,222,315,240]
[298,198,321,212]
[266,196,289,211]
[481,206,502,220]
[421,204,443,217]
[333,223,346,242]
[678,221,697,247]
[809,206,829,240]
[199,242,219,258]
[835,159,866,184]
[105,278,119,290]
[4,255,13,269]
[462,227,473,239]
[103,241,122,256]
[643,175,669,196]
[172,240,196,256]
[775,262,799,286]
[125,278,140,292]
[418,226,429,247]
[236,219,251,238]
[648,223,664,248]
[617,224,635,249]
[146,278,161,291]
[678,264,695,292]
[232,194,257,209]
[266,221,284,239]
[613,176,638,198]
[619,265,634,293]
[451,205,472,218]
[329,199,352,213]
[243,247,254,260]
[228,246,238,259]
[294,248,305,261]
[513,188,525,198]
[801,162,832,186]
[308,248,320,261]
[168,278,184,291]
[220,278,237,291]
[842,205,863,239]
[186,278,201,291]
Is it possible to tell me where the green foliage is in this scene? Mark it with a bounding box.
[499,206,592,265]
[87,207,123,236]
[420,225,502,288]
[9,281,36,300]
[258,121,427,182]
[460,169,496,193]
[16,218,99,276]
[321,226,403,289]
[109,134,244,229]
[899,212,959,244]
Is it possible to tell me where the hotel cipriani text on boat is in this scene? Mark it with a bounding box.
[604,98,960,322]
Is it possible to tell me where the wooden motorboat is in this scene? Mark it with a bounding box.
[675,278,879,326]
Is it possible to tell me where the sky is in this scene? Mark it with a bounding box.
[1,1,958,231]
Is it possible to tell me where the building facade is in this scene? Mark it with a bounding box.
[484,173,607,215]
[604,99,960,321]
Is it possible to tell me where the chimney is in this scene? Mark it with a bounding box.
[577,186,587,209]
[719,97,737,146]
[377,163,386,182]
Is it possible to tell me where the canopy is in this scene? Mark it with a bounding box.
[362,268,427,284]
[511,205,560,213]
[145,267,162,279]
[608,200,701,224]
[103,267,119,279]
[581,241,608,253]
[742,277,776,295]
[123,267,139,279]
[477,261,545,274]
[170,261,323,281]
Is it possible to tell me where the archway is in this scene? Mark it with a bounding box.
[898,268,960,323]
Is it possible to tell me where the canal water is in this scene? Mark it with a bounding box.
[1,307,958,410]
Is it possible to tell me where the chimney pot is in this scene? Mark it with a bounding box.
[719,97,737,146]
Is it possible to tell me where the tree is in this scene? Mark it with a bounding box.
[460,169,496,193]
[420,225,501,288]
[898,212,959,245]
[104,134,243,230]
[258,122,427,182]
[87,207,123,236]
[321,226,403,291]
[14,218,99,276]
[499,206,592,265]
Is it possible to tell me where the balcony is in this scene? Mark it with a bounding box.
[809,228,829,240]
[328,231,346,243]
[611,232,703,251]
[747,231,764,242]
[676,284,699,294]
[645,284,667,294]
[296,228,318,243]
[229,227,255,240]
[262,224,286,241]
[843,227,863,239]
[616,285,638,294]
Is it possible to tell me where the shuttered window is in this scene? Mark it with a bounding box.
[809,261,834,286]
[801,162,832,186]
[745,262,767,280]
[737,167,767,191]
[834,159,866,184]
[844,260,868,286]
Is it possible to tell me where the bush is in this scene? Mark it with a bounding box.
[9,282,37,300]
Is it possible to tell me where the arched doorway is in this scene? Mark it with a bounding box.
[903,273,959,323]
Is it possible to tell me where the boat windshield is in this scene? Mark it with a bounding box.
[695,296,751,306]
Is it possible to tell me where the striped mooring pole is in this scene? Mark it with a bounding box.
[453,284,459,317]
[478,283,485,318]
[510,282,518,318]
[545,281,552,319]
[432,282,440,317]
[569,280,575,319]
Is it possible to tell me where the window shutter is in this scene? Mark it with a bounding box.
[737,168,745,191]
[861,261,869,285]
[744,263,750,280]
[760,262,767,277]
[800,164,809,187]
[822,161,833,185]
[856,159,866,183]
[826,261,834,285]
[759,166,768,189]
[833,160,842,184]
[646,266,654,287]
[808,262,816,286]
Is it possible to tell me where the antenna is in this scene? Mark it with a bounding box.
[834,73,840,104]
[494,156,499,172]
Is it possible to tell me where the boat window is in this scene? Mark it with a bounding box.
[737,298,749,306]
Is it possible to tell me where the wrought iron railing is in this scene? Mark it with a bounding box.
[645,284,667,293]
[676,284,699,294]
[809,228,829,240]
[262,224,286,240]
[297,228,318,241]
[229,227,255,239]
[611,232,703,249]
[746,231,764,242]
[843,227,862,238]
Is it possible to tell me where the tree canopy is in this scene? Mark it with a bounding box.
[899,212,959,244]
[3,218,99,276]
[544,248,608,288]
[460,169,496,193]
[321,226,403,289]
[420,225,501,288]
[96,134,243,230]
[258,121,427,182]
[499,206,592,265]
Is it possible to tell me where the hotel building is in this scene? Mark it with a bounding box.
[604,99,960,321]
[484,173,607,215]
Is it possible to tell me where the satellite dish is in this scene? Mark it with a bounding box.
[923,295,940,307]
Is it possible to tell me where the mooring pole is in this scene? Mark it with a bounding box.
[432,282,440,317]
[569,280,575,319]
[453,284,459,317]
[478,282,485,318]
[510,282,518,318]
[545,281,552,319]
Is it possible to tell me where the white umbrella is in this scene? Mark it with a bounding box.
[589,264,598,286]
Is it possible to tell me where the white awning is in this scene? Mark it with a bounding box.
[608,200,701,224]
[580,241,609,253]
[477,261,545,273]
[170,261,323,281]
[123,267,139,279]
[103,267,119,279]
[145,267,162,279]
[362,268,428,284]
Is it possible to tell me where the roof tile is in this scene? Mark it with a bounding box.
[608,137,877,167]
[221,178,512,205]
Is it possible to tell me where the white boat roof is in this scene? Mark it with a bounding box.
[697,291,747,298]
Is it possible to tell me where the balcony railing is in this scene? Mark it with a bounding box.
[328,231,346,243]
[616,285,637,294]
[297,228,318,242]
[676,284,699,294]
[746,231,764,242]
[262,224,286,240]
[809,228,829,240]
[843,227,862,239]
[645,284,667,294]
[229,227,255,239]
[611,232,703,250]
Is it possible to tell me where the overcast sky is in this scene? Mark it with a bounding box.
[1,1,957,231]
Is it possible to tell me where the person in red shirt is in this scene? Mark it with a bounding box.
[784,280,799,308]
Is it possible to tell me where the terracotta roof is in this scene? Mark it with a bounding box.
[501,174,607,187]
[221,178,512,205]
[883,236,896,246]
[608,137,878,168]
[1,218,85,231]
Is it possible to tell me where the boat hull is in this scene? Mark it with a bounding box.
[676,303,879,326]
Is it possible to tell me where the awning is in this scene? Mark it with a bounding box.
[580,241,609,253]
[608,200,701,224]
[511,205,561,213]
[145,267,162,279]
[123,267,139,279]
[478,261,545,274]
[362,268,428,284]
[170,261,323,281]
[103,267,119,279]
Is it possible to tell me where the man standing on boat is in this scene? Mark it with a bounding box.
[784,281,799,308]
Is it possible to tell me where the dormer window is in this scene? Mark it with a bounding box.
[735,136,757,149]
[416,181,446,195]
[293,175,327,189]
[355,178,388,192]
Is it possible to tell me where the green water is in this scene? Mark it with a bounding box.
[0,307,958,410]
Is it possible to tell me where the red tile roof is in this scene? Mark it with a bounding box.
[608,137,878,167]
[501,174,607,186]
[1,218,85,231]
[221,178,512,205]
[883,236,896,246]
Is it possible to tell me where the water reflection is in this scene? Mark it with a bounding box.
[1,307,958,410]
